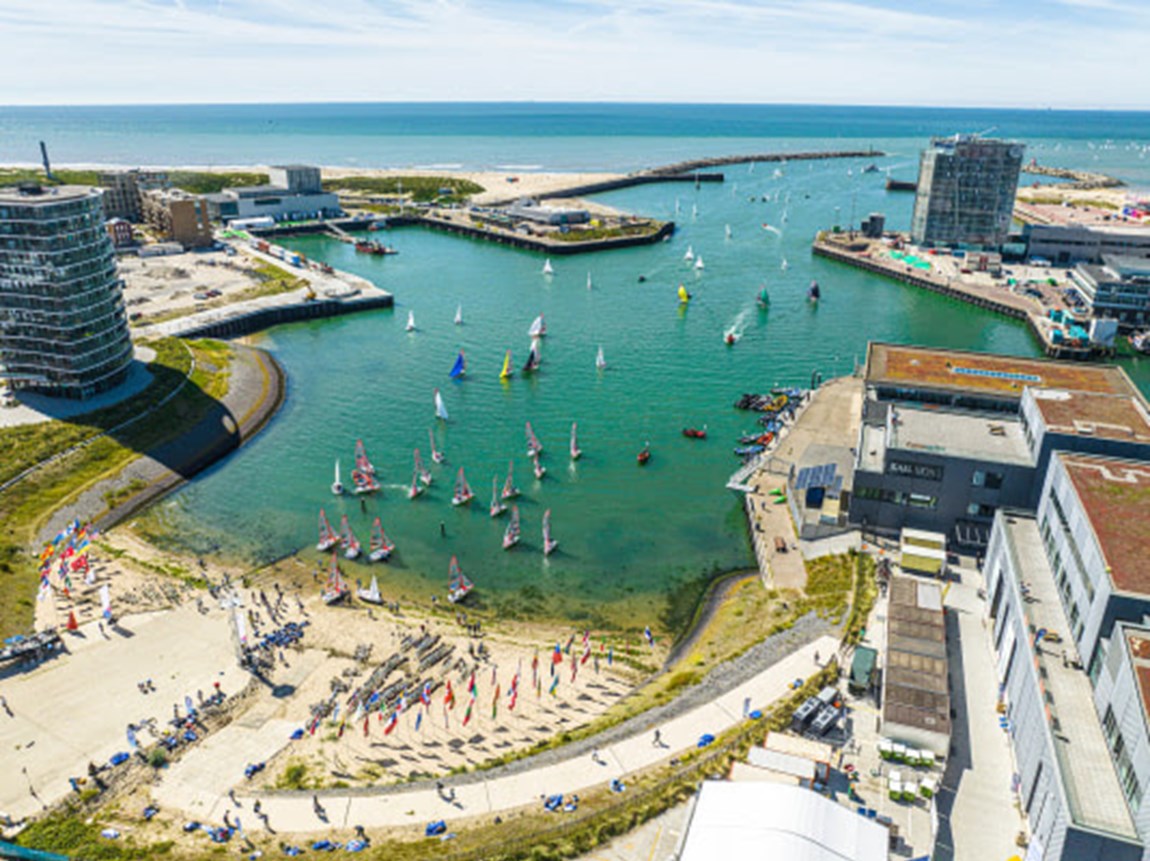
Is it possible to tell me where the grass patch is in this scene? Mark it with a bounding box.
[324,175,484,203]
[549,222,663,242]
[0,167,268,196]
[103,478,151,511]
[16,808,172,860]
[276,760,312,790]
[0,338,233,638]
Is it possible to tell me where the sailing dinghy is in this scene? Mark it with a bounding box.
[490,477,507,517]
[405,311,416,332]
[331,459,344,495]
[499,349,513,380]
[542,259,554,276]
[317,509,339,552]
[452,467,474,506]
[368,516,395,562]
[414,448,432,486]
[501,461,520,500]
[447,555,473,603]
[522,342,541,373]
[542,509,558,556]
[526,421,543,457]
[684,245,694,262]
[357,573,383,604]
[322,553,350,605]
[570,422,582,461]
[533,451,547,480]
[449,351,466,379]
[408,468,424,499]
[454,304,463,325]
[528,314,546,338]
[340,514,361,560]
[429,429,445,464]
[503,506,520,549]
[694,256,705,271]
[596,346,606,371]
[434,388,449,421]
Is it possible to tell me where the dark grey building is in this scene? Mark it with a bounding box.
[0,184,133,398]
[910,135,1024,250]
[1071,255,1150,328]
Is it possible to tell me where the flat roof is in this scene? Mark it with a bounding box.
[0,184,99,204]
[890,406,1033,466]
[1031,389,1150,445]
[1118,623,1150,738]
[1058,453,1150,596]
[883,576,950,738]
[1003,513,1139,840]
[867,342,1136,400]
[679,781,887,861]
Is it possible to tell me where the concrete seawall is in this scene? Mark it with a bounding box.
[173,294,393,339]
[385,214,676,255]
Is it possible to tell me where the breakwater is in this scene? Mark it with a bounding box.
[385,213,675,255]
[645,149,883,176]
[1021,164,1124,190]
[171,294,393,339]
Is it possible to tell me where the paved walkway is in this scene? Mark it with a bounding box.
[174,635,838,833]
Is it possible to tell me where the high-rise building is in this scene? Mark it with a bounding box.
[0,184,134,399]
[98,169,169,221]
[141,188,213,248]
[910,135,1024,250]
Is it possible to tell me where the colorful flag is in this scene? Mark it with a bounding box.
[581,643,591,665]
[608,645,613,666]
[363,716,370,737]
[565,634,575,655]
[415,710,423,732]
[549,675,559,696]
[644,626,655,648]
[492,684,500,720]
[532,653,539,686]
[468,671,477,697]
[384,711,398,735]
[421,682,431,707]
[463,698,473,726]
[445,680,456,709]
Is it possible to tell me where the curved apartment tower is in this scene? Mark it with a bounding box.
[0,184,134,399]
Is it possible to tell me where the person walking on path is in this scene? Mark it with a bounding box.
[1,695,12,718]
[652,729,662,747]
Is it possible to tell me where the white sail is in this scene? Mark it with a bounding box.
[332,459,343,495]
[542,258,554,276]
[434,388,449,421]
[596,346,606,370]
[528,314,546,338]
[725,224,732,239]
[454,304,463,325]
[694,256,705,271]
[406,310,416,331]
[684,245,694,261]
[586,271,592,290]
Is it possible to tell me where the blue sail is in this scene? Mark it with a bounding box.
[449,351,466,379]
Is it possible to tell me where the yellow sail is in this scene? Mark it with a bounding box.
[678,284,691,303]
[500,349,512,379]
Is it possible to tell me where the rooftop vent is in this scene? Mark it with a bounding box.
[17,182,44,196]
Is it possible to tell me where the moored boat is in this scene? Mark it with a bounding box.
[452,467,474,506]
[322,553,350,605]
[682,426,707,439]
[368,517,395,562]
[447,555,473,603]
[357,573,383,604]
[340,514,361,560]
[317,508,339,552]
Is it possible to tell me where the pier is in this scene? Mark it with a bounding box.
[1020,164,1124,190]
[811,234,1099,360]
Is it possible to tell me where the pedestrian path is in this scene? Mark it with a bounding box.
[185,635,838,832]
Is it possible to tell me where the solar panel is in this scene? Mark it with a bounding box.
[794,467,814,491]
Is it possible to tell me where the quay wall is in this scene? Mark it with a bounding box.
[386,215,676,255]
[811,239,1096,360]
[170,295,393,340]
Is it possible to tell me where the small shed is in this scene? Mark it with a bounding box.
[850,645,878,694]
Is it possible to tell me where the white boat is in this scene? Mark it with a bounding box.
[321,553,350,605]
[542,509,558,556]
[501,461,520,500]
[526,421,543,457]
[528,314,546,338]
[357,573,383,604]
[725,224,732,239]
[694,256,705,271]
[331,459,344,496]
[414,448,432,486]
[447,555,473,604]
[570,422,582,461]
[586,271,592,291]
[317,509,339,552]
[489,477,507,518]
[452,467,474,506]
[503,506,520,550]
[367,517,395,563]
[454,304,463,325]
[340,514,361,560]
[429,429,445,464]
[405,311,416,332]
[684,245,694,262]
[434,388,449,422]
[533,451,546,480]
[596,346,606,371]
[542,259,554,276]
[408,468,424,500]
[781,258,789,271]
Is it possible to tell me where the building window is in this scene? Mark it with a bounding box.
[972,470,1004,489]
[966,502,996,518]
[908,493,938,509]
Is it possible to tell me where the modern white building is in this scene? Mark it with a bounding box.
[677,781,888,861]
[0,184,134,398]
[205,164,340,224]
[984,453,1150,859]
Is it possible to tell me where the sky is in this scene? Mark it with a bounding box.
[0,0,1146,108]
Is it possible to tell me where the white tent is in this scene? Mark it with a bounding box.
[678,781,887,861]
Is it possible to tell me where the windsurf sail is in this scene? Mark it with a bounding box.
[543,509,558,556]
[503,506,520,549]
[499,349,512,380]
[528,314,546,338]
[449,351,466,379]
[435,388,449,421]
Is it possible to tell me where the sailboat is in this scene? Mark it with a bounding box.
[678,284,691,304]
[522,342,541,373]
[357,573,383,604]
[499,349,513,380]
[322,553,350,605]
[586,271,592,291]
[317,509,339,552]
[352,463,380,495]
[489,477,507,517]
[408,468,424,500]
[434,388,449,421]
[757,286,771,308]
[526,421,543,457]
[501,460,520,500]
[414,448,432,486]
[354,439,376,475]
[367,517,395,563]
[454,304,463,325]
[596,346,607,371]
[331,459,344,495]
[405,311,416,332]
[447,555,473,604]
[725,224,732,239]
[452,467,474,506]
[503,506,520,550]
[694,256,705,271]
[570,422,582,461]
[340,514,361,560]
[449,350,466,380]
[808,280,821,302]
[428,429,445,465]
[542,259,554,276]
[533,451,547,480]
[542,509,559,556]
[684,245,694,262]
[528,314,546,338]
[781,257,789,271]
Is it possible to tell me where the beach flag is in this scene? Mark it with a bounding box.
[491,665,497,686]
[363,715,370,737]
[581,643,591,665]
[608,645,613,666]
[644,626,654,648]
[549,675,559,696]
[492,685,500,720]
[565,634,575,655]
[337,720,346,738]
[100,584,112,620]
[414,710,423,733]
[37,578,50,602]
[532,653,539,686]
[421,682,432,708]
[463,698,473,727]
[445,680,456,709]
[536,677,542,698]
[383,711,398,735]
[552,643,562,665]
[509,675,519,711]
[468,671,477,698]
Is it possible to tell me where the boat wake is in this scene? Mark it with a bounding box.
[724,309,750,344]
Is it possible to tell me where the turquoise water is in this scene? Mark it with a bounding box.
[143,160,1057,623]
[22,102,1142,622]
